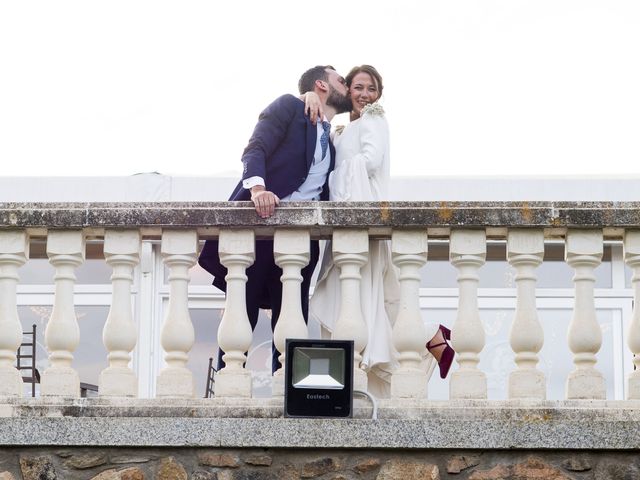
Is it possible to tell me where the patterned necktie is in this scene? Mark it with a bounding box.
[320,121,331,160]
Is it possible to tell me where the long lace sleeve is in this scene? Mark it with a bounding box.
[329,106,390,201]
[352,111,389,176]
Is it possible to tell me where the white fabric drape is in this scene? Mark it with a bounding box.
[310,110,438,398]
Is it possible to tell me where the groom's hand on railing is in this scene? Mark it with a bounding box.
[250,186,280,218]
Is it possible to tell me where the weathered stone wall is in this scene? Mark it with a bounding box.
[0,447,639,479]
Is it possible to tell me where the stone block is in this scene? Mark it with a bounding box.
[449,229,486,259]
[0,230,29,257]
[450,369,487,400]
[89,468,145,480]
[219,471,277,480]
[104,230,141,256]
[468,464,510,480]
[40,367,81,398]
[214,369,252,398]
[301,457,342,478]
[110,455,152,464]
[624,229,640,259]
[19,455,57,480]
[160,229,198,256]
[274,229,310,256]
[191,472,217,480]
[512,457,573,479]
[198,452,240,468]
[332,229,368,255]
[565,229,603,258]
[566,368,606,400]
[46,230,86,257]
[155,457,187,480]
[391,230,428,256]
[469,456,572,479]
[244,455,273,466]
[446,454,481,474]
[64,452,108,469]
[353,458,381,474]
[218,229,255,256]
[119,468,145,480]
[562,455,592,472]
[593,459,640,480]
[507,229,544,257]
[376,460,439,480]
[277,464,301,480]
[509,369,546,400]
[155,376,196,399]
[391,370,428,399]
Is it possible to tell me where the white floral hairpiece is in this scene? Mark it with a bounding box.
[361,103,385,116]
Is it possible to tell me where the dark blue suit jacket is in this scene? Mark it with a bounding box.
[199,94,335,302]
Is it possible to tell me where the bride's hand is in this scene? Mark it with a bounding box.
[301,91,323,125]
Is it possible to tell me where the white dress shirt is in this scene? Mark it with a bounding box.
[243,118,331,201]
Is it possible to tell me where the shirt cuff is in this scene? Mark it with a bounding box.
[243,176,265,190]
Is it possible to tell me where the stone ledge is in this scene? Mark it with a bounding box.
[2,399,640,450]
[1,201,640,233]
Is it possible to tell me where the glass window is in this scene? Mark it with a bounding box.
[420,261,459,289]
[165,262,215,286]
[18,259,55,285]
[17,305,108,396]
[420,242,612,289]
[625,263,633,289]
[19,258,112,285]
[75,260,112,285]
[187,307,274,398]
[424,307,618,400]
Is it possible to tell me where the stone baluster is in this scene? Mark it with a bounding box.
[449,229,487,400]
[565,229,605,399]
[507,229,546,399]
[272,229,310,396]
[624,230,640,399]
[41,230,85,397]
[331,229,369,392]
[99,230,141,397]
[215,229,255,398]
[156,230,198,398]
[390,230,429,399]
[0,231,29,397]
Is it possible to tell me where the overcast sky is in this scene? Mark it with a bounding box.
[1,1,638,178]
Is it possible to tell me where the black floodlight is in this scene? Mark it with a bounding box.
[284,338,353,418]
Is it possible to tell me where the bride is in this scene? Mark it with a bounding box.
[305,65,454,398]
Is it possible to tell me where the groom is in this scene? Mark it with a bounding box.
[199,65,352,372]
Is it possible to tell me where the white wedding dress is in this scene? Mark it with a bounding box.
[309,106,437,398]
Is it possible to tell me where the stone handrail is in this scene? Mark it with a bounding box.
[1,201,640,403]
[2,201,640,231]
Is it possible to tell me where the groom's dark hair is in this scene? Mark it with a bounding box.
[298,65,335,94]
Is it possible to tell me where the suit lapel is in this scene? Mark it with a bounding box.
[306,120,316,170]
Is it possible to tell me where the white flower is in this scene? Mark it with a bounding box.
[361,102,385,117]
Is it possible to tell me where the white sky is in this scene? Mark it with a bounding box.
[1,1,639,177]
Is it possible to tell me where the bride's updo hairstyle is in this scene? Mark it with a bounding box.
[345,65,384,100]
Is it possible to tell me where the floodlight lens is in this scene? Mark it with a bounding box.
[291,347,345,389]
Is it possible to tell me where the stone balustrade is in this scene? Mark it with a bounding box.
[1,200,640,405]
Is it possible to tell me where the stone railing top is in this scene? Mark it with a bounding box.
[1,201,639,237]
[3,399,640,449]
